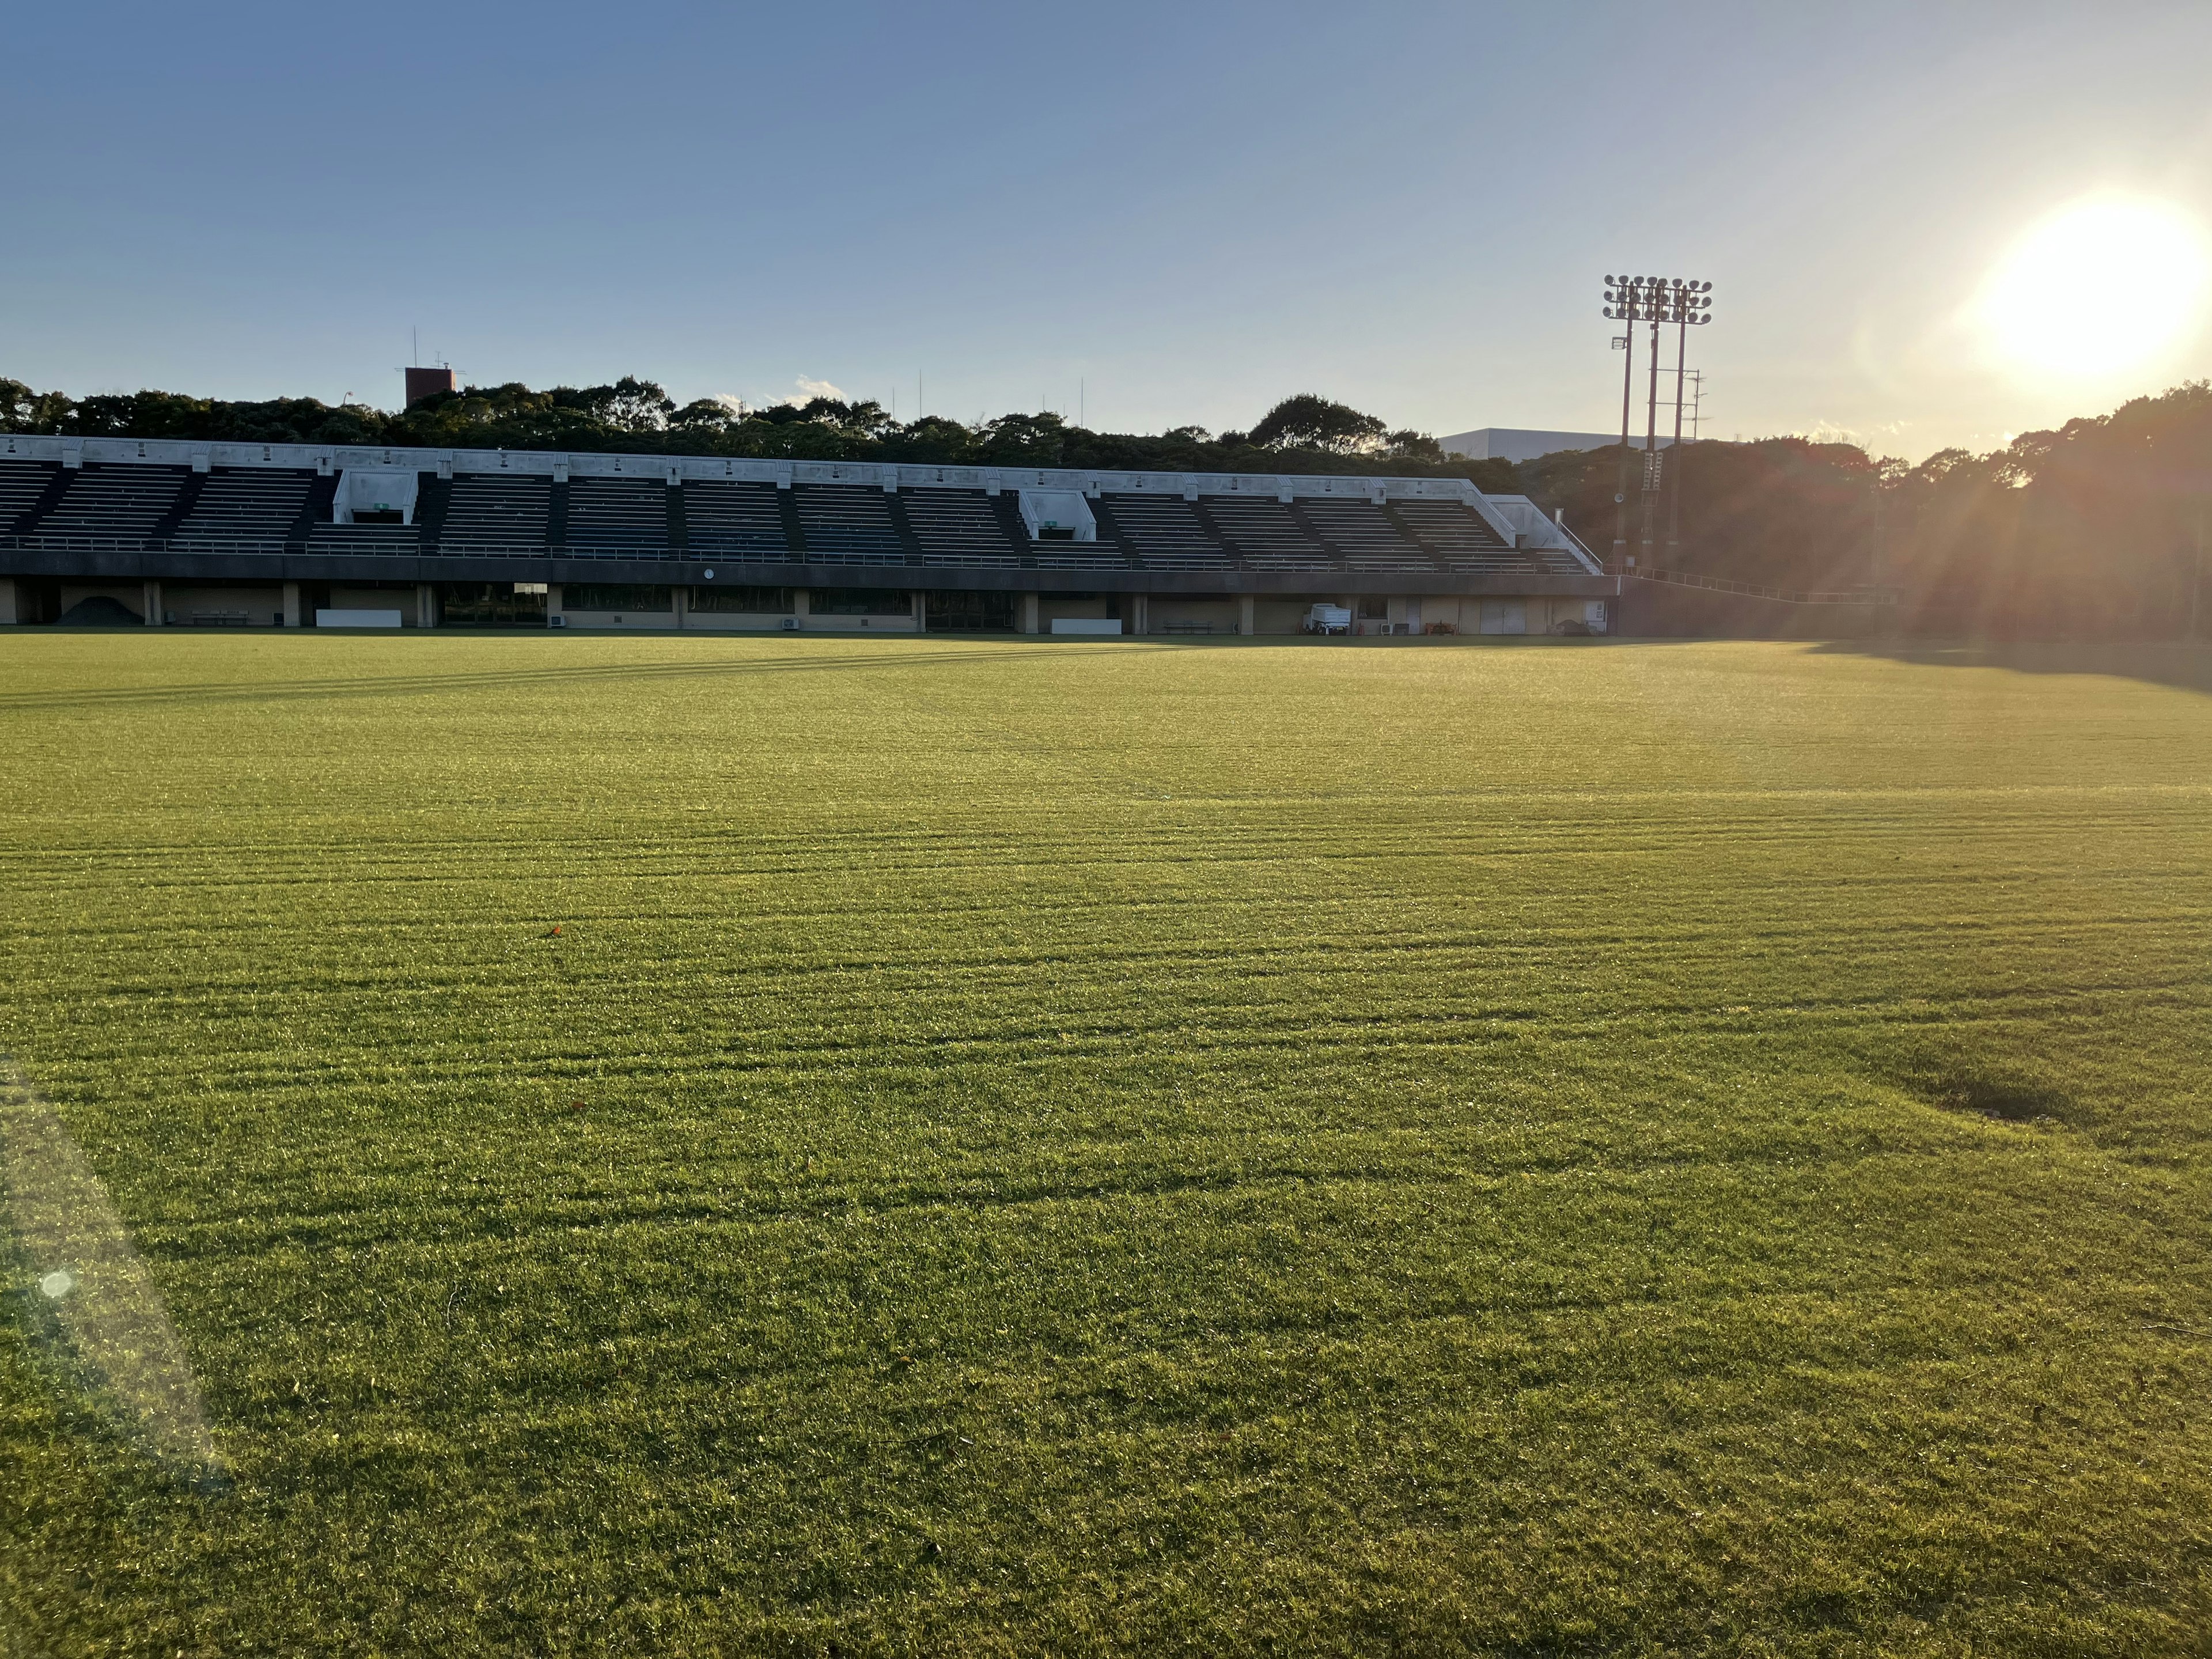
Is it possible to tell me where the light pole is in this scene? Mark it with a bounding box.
[1664,281,1713,557]
[1602,276,1642,565]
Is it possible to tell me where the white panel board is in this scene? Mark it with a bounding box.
[1049,618,1123,635]
[316,609,403,628]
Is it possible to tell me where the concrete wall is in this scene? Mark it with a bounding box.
[552,585,923,631]
[1038,594,1120,624]
[1255,598,1325,634]
[1618,578,1888,639]
[785,613,920,633]
[159,585,287,626]
[681,611,802,632]
[559,609,676,630]
[1147,596,1242,635]
[329,586,421,626]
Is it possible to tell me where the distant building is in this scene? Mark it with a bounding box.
[1441,427,1680,464]
[404,367,457,407]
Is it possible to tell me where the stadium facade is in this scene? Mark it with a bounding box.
[0,435,1612,636]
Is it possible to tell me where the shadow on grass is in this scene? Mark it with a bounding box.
[1808,639,2212,697]
[1874,1040,2085,1131]
[1918,1071,2074,1126]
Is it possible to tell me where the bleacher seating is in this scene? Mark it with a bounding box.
[1391,498,1507,556]
[1096,494,1231,570]
[439,474,551,552]
[31,465,187,541]
[793,484,905,563]
[566,477,668,554]
[683,482,791,557]
[897,488,1020,566]
[171,468,313,550]
[5,445,1603,622]
[1201,496,1335,571]
[1300,497,1435,571]
[1388,498,1567,572]
[0,460,59,531]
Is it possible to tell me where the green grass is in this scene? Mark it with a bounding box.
[3,632,2210,1655]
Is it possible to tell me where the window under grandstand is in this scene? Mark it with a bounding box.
[810,588,912,616]
[688,585,793,614]
[440,582,548,627]
[925,590,1016,631]
[564,584,673,612]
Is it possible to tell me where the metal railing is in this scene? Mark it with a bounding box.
[1609,563,1897,605]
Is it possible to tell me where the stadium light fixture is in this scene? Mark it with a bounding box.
[1600,275,1714,567]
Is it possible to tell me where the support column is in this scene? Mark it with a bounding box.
[794,589,812,625]
[416,584,437,628]
[1238,594,1256,637]
[282,582,301,627]
[144,579,162,626]
[0,579,17,626]
[673,585,688,631]
[913,590,927,633]
[1019,593,1039,635]
[1131,593,1148,636]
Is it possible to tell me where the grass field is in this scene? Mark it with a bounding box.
[2,631,2210,1655]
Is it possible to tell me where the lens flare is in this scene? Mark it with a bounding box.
[1978,197,2212,378]
[3,1062,227,1484]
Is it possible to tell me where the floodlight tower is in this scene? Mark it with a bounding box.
[1601,275,1648,564]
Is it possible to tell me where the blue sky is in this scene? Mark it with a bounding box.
[5,1,2210,459]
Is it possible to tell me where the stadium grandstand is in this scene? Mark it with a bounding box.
[0,436,1611,635]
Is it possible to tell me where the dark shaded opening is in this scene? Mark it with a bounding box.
[56,594,143,627]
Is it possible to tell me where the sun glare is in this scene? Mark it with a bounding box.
[1979,196,2212,379]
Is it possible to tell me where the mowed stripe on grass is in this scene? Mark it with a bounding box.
[2,632,2209,1654]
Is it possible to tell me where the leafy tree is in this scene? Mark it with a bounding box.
[1248,395,1388,454]
[976,411,1067,465]
[669,398,740,433]
[560,377,675,433]
[1385,428,1446,464]
[1,377,73,431]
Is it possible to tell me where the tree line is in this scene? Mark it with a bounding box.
[0,378,1515,490]
[1520,381,2211,638]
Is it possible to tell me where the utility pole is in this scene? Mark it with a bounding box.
[2193,510,2206,642]
[1666,305,1692,556]
[1876,471,1893,593]
[1641,303,1662,565]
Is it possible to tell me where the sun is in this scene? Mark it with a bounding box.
[1977,196,2212,379]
